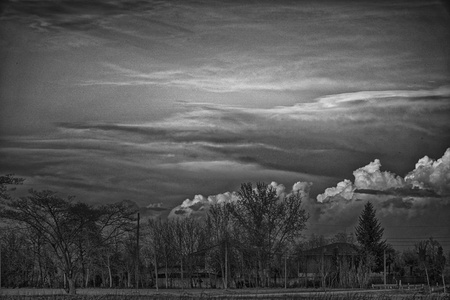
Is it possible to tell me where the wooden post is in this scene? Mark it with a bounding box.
[442,273,447,294]
[321,249,325,288]
[224,242,228,289]
[383,250,386,288]
[304,255,307,288]
[135,212,140,289]
[284,254,287,289]
[154,236,159,291]
[181,255,184,290]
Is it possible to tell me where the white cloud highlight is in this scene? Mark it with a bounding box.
[312,149,450,234]
[353,159,404,190]
[168,192,239,219]
[316,179,354,203]
[79,62,345,93]
[316,149,450,203]
[317,86,450,108]
[168,181,312,219]
[405,148,450,195]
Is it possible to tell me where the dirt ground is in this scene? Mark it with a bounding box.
[0,287,430,297]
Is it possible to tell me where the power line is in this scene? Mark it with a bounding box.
[308,223,449,228]
[386,237,450,240]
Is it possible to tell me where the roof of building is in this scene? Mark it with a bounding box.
[300,242,360,256]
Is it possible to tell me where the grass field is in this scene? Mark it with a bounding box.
[0,288,449,300]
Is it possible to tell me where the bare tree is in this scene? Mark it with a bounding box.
[207,203,235,288]
[170,218,205,288]
[228,182,309,287]
[146,218,168,290]
[416,237,447,290]
[0,189,136,294]
[416,240,431,289]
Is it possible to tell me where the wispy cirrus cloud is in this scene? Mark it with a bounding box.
[53,86,450,178]
[1,84,449,216]
[78,61,354,93]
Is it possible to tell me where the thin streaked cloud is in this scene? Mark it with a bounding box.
[78,62,373,93]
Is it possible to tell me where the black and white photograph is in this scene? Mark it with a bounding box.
[1,0,449,298]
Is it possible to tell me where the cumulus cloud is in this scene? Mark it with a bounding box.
[270,181,286,198]
[315,158,404,203]
[168,181,312,219]
[293,181,313,199]
[315,149,450,203]
[311,148,450,238]
[353,159,404,190]
[168,192,239,219]
[316,179,354,203]
[405,148,450,195]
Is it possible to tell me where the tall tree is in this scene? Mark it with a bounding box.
[0,189,136,294]
[1,190,92,294]
[207,203,236,289]
[355,202,387,272]
[228,182,309,287]
[415,237,447,289]
[171,218,205,289]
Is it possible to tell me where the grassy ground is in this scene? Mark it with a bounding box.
[0,288,448,299]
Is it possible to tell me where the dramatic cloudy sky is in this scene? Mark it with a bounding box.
[1,0,449,247]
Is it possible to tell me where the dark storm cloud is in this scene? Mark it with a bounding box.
[199,142,367,178]
[3,0,160,26]
[379,197,414,210]
[2,86,449,208]
[179,87,450,178]
[55,102,379,179]
[49,89,450,204]
[160,86,450,240]
[0,135,184,206]
[1,0,196,54]
[56,121,249,145]
[56,122,171,139]
[355,187,441,198]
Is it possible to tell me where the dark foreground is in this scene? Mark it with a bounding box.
[0,288,449,300]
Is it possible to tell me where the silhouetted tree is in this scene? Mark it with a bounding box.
[228,182,309,287]
[415,237,447,289]
[402,249,419,276]
[355,202,386,272]
[207,203,236,288]
[0,189,136,294]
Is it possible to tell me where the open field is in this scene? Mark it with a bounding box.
[0,288,449,300]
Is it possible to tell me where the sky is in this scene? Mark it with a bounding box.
[1,0,449,249]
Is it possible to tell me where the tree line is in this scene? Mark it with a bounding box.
[0,175,448,294]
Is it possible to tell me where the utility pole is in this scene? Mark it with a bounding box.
[135,212,140,289]
[224,241,228,289]
[153,232,159,291]
[383,250,386,287]
[284,254,287,289]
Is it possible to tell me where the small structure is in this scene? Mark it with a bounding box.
[298,242,360,288]
[155,266,219,289]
